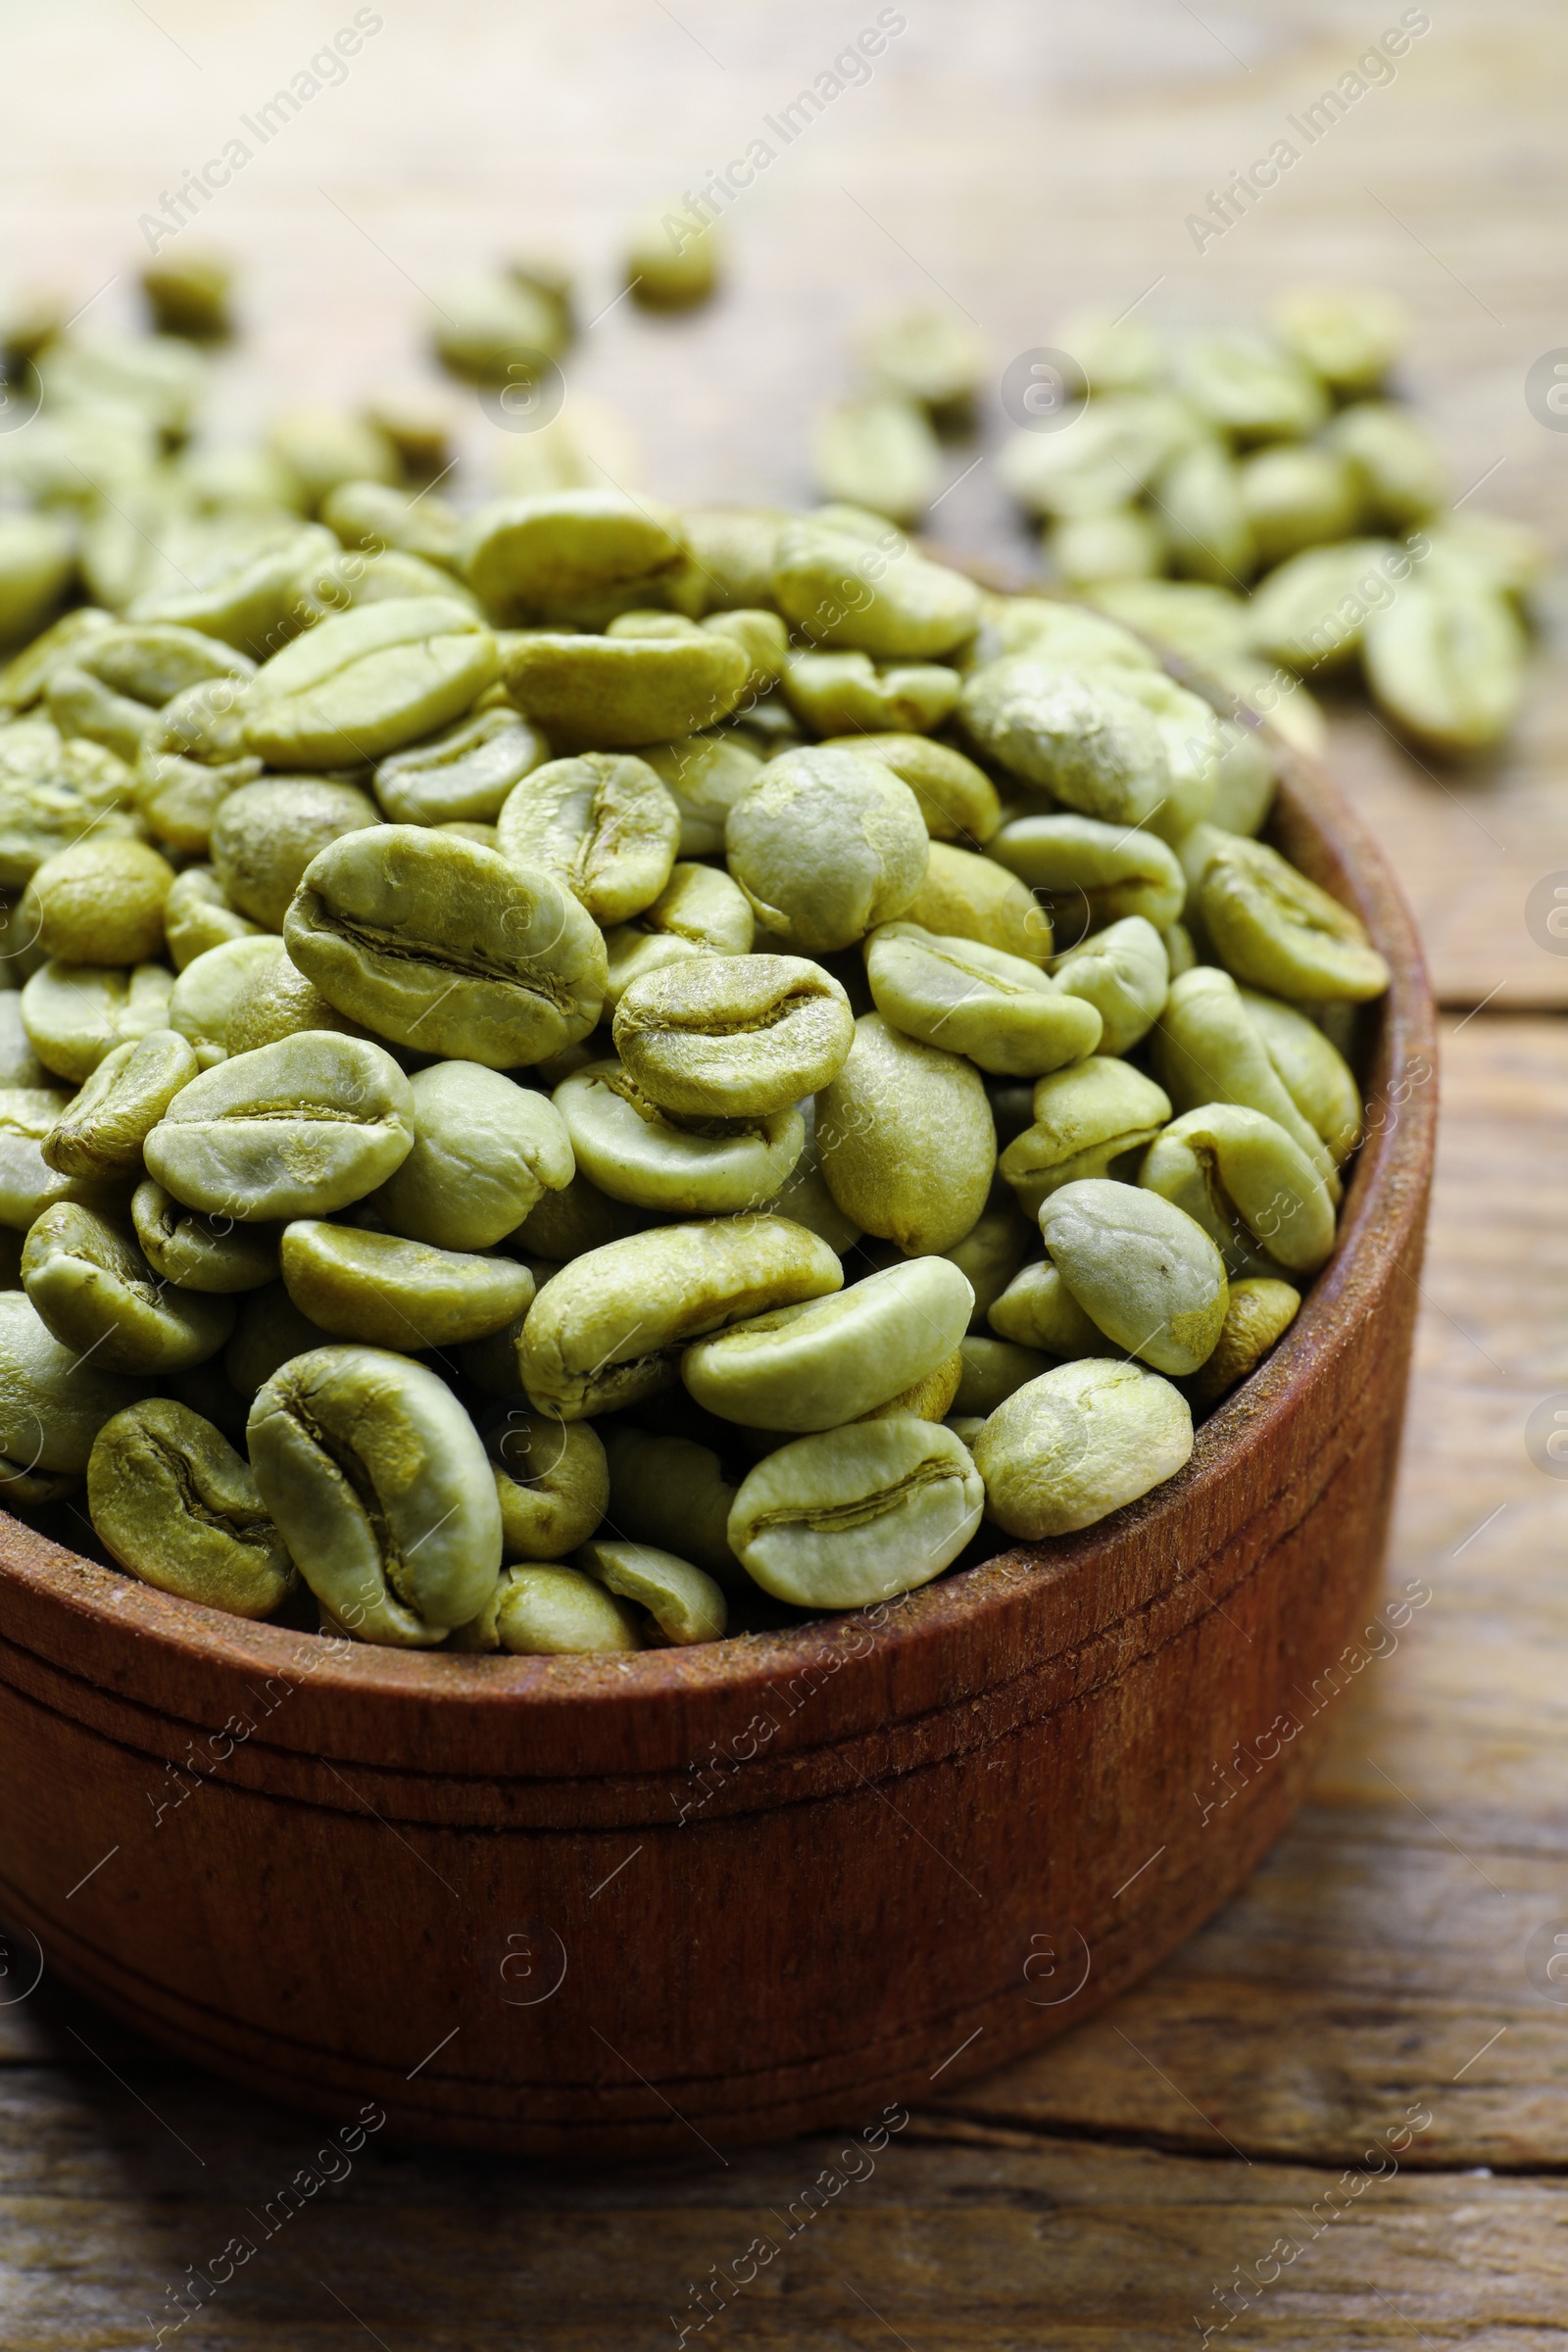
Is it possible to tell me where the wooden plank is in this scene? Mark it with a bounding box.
[0,2121,1564,2347]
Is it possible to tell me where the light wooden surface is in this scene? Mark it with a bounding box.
[0,0,1563,2339]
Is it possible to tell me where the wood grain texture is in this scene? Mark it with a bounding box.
[0,0,1558,2333]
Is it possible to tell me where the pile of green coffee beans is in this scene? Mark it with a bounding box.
[816,289,1544,761]
[0,318,1391,1659]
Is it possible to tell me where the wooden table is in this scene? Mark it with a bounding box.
[3,2,1565,2341]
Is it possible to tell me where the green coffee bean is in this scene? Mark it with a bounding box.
[700,609,788,697]
[462,489,686,621]
[22,1201,233,1374]
[974,1359,1193,1537]
[211,776,380,931]
[0,1289,147,1470]
[43,1028,198,1179]
[1200,836,1391,1003]
[753,1095,862,1254]
[129,516,341,659]
[1156,440,1254,586]
[431,270,568,385]
[22,959,174,1083]
[1049,506,1169,591]
[899,840,1053,964]
[1421,513,1550,601]
[1176,333,1327,443]
[495,751,680,925]
[502,624,749,749]
[284,825,608,1068]
[1038,1177,1227,1376]
[1239,987,1361,1165]
[292,545,474,629]
[1268,287,1408,395]
[321,478,464,571]
[1052,916,1169,1056]
[812,394,941,525]
[555,1059,804,1217]
[495,1563,644,1653]
[373,704,548,825]
[371,1059,573,1252]
[0,513,76,647]
[88,1398,296,1619]
[222,1282,329,1397]
[1248,540,1401,672]
[0,1086,117,1230]
[604,1425,741,1584]
[1187,1276,1299,1404]
[579,1538,727,1644]
[267,405,397,510]
[954,1335,1053,1417]
[997,393,1200,519]
[782,649,960,738]
[131,1179,281,1294]
[519,1214,843,1419]
[725,747,929,954]
[243,596,498,769]
[1239,445,1361,568]
[0,1001,45,1088]
[627,205,722,310]
[507,1169,641,1265]
[248,1344,503,1644]
[0,718,139,889]
[639,733,763,858]
[1151,965,1339,1180]
[819,733,1001,849]
[771,518,982,660]
[144,1034,415,1221]
[817,1011,995,1255]
[0,609,115,713]
[684,1256,973,1434]
[727,1417,983,1608]
[964,592,1160,678]
[998,1055,1171,1216]
[987,1256,1118,1357]
[148,673,256,766]
[942,1202,1035,1331]
[1209,718,1276,838]
[1362,582,1526,757]
[960,659,1178,839]
[20,837,174,967]
[865,920,1102,1076]
[167,933,282,1064]
[859,303,990,423]
[612,954,853,1119]
[679,506,785,612]
[602,859,754,1005]
[279,1220,534,1350]
[1114,668,1222,838]
[46,662,162,764]
[223,940,369,1055]
[1323,401,1447,529]
[1140,1102,1336,1275]
[484,1407,608,1560]
[136,744,261,860]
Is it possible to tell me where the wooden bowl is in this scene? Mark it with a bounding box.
[0,733,1436,2159]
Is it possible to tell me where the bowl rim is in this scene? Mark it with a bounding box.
[0,670,1437,1727]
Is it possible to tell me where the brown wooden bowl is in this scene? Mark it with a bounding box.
[0,727,1436,2159]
